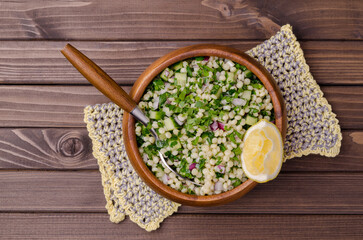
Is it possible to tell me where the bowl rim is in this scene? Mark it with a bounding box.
[122,44,287,206]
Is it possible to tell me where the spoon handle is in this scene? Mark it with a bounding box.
[61,44,137,113]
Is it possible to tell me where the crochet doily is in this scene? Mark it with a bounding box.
[84,104,179,232]
[247,24,341,159]
[83,24,342,231]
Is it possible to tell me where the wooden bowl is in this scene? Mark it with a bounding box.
[123,44,287,206]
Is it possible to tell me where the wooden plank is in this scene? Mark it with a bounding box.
[0,171,106,212]
[0,85,361,128]
[0,213,362,240]
[0,128,97,169]
[182,173,363,214]
[0,86,128,127]
[0,171,362,214]
[322,86,363,130]
[300,41,363,85]
[0,41,362,85]
[0,128,362,171]
[0,0,362,40]
[281,130,363,172]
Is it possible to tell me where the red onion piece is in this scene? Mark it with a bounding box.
[203,56,210,61]
[210,121,218,131]
[166,98,171,104]
[214,181,223,191]
[162,174,170,185]
[217,165,225,174]
[153,97,159,110]
[201,84,208,92]
[189,163,197,171]
[164,82,171,88]
[217,122,225,131]
[164,70,169,77]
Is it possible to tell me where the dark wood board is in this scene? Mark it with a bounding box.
[0,0,362,40]
[0,171,362,214]
[0,85,361,128]
[0,213,362,240]
[0,128,362,172]
[0,171,106,212]
[1,0,362,237]
[0,41,362,85]
[0,128,96,169]
[0,85,118,127]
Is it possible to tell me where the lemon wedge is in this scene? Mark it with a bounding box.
[241,119,283,183]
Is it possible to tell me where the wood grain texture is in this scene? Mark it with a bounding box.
[0,171,362,214]
[0,0,362,40]
[182,173,363,214]
[0,213,362,240]
[282,130,363,171]
[0,171,106,212]
[0,85,361,128]
[0,41,362,85]
[322,86,363,130]
[0,128,361,171]
[0,128,96,169]
[0,0,361,237]
[0,86,129,127]
[61,44,137,112]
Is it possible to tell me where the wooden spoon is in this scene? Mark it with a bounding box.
[60,43,201,186]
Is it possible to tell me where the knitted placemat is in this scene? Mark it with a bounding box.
[84,24,342,231]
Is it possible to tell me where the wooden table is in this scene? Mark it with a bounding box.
[0,0,362,239]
